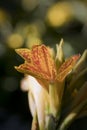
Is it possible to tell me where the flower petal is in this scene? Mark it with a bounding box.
[22,75,49,130]
[15,44,57,82]
[15,48,32,63]
[57,54,80,81]
[32,45,56,81]
[56,39,64,68]
[15,62,54,81]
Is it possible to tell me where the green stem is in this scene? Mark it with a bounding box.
[49,83,59,117]
[46,83,59,130]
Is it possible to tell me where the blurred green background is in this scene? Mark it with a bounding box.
[0,0,87,130]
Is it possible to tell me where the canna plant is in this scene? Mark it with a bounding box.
[15,39,87,130]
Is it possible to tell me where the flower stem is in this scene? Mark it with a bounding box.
[49,83,59,117]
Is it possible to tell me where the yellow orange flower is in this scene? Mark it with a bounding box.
[15,42,87,130]
[15,44,56,82]
[15,44,80,83]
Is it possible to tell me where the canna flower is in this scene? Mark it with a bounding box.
[15,40,87,130]
[15,41,80,84]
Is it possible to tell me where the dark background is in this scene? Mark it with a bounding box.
[0,0,87,130]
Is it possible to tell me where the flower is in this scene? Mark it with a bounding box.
[15,40,83,130]
[15,44,56,83]
[15,42,80,83]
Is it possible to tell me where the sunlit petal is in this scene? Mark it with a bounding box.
[15,44,57,82]
[15,48,32,62]
[57,54,80,81]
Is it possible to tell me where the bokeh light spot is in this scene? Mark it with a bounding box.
[26,36,42,48]
[46,2,73,27]
[7,34,24,49]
